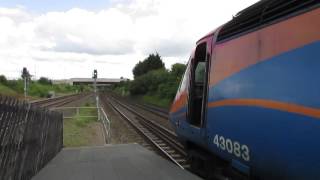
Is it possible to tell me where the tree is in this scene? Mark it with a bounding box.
[129,69,171,96]
[114,53,186,107]
[171,63,186,79]
[38,77,52,85]
[132,53,165,78]
[0,75,8,85]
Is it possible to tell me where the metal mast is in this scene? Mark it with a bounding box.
[22,67,30,99]
[93,69,100,121]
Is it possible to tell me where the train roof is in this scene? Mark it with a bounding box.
[196,29,216,44]
[197,0,319,44]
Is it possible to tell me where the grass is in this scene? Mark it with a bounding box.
[0,83,18,96]
[63,103,99,147]
[142,95,171,108]
[0,80,90,99]
[113,90,172,108]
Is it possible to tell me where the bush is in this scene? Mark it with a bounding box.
[38,77,52,85]
[0,75,8,85]
[132,53,165,78]
[128,67,183,101]
[114,54,187,108]
[6,80,24,93]
[29,82,50,98]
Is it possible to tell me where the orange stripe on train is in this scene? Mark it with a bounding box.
[210,8,320,86]
[208,99,320,119]
[170,91,187,113]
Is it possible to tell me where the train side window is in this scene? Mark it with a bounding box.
[188,42,207,127]
[195,62,205,84]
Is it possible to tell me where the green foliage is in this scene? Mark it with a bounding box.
[0,78,86,98]
[38,77,52,85]
[6,80,24,94]
[129,63,186,99]
[171,63,186,79]
[0,83,17,96]
[129,69,170,95]
[0,75,8,85]
[113,53,187,108]
[113,80,130,96]
[142,95,171,108]
[132,53,165,78]
[29,82,51,98]
[63,105,98,147]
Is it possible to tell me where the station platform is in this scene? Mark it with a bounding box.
[32,144,202,180]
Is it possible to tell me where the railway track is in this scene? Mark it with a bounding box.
[102,94,189,169]
[109,94,172,130]
[30,93,91,108]
[132,103,169,119]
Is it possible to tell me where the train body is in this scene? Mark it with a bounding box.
[169,1,320,179]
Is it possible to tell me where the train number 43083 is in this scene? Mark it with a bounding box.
[213,134,250,162]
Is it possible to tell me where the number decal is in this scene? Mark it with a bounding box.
[241,145,250,161]
[212,134,250,162]
[226,139,233,153]
[219,136,226,150]
[213,135,219,147]
[233,142,241,157]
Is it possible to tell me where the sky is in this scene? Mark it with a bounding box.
[0,0,260,80]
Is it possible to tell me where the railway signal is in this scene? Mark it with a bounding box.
[21,67,31,99]
[93,69,98,93]
[92,69,100,121]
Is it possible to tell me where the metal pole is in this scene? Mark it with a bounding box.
[96,96,100,121]
[24,77,27,99]
[93,69,100,121]
[94,77,97,93]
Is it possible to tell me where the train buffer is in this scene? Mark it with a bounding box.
[32,144,201,180]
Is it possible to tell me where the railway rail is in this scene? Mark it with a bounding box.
[132,103,169,119]
[109,94,172,130]
[30,93,91,108]
[101,94,189,169]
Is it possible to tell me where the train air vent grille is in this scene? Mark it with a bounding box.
[217,0,320,42]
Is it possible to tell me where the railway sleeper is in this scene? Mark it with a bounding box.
[169,154,182,158]
[166,150,175,154]
[175,158,187,163]
[160,146,171,150]
[157,143,167,146]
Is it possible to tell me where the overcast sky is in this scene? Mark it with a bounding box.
[0,0,259,80]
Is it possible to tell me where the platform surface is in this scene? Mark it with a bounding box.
[32,144,202,180]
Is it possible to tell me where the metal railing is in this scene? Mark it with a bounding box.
[52,106,111,143]
[98,107,111,143]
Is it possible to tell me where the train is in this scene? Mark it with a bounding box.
[169,0,320,179]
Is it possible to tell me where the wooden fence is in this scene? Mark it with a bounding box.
[0,96,63,180]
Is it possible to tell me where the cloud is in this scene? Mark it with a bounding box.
[0,0,259,79]
[34,8,135,55]
[0,7,32,22]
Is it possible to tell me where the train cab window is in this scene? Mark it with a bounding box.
[195,62,205,83]
[188,42,208,127]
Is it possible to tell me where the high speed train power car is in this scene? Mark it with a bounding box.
[169,1,320,179]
